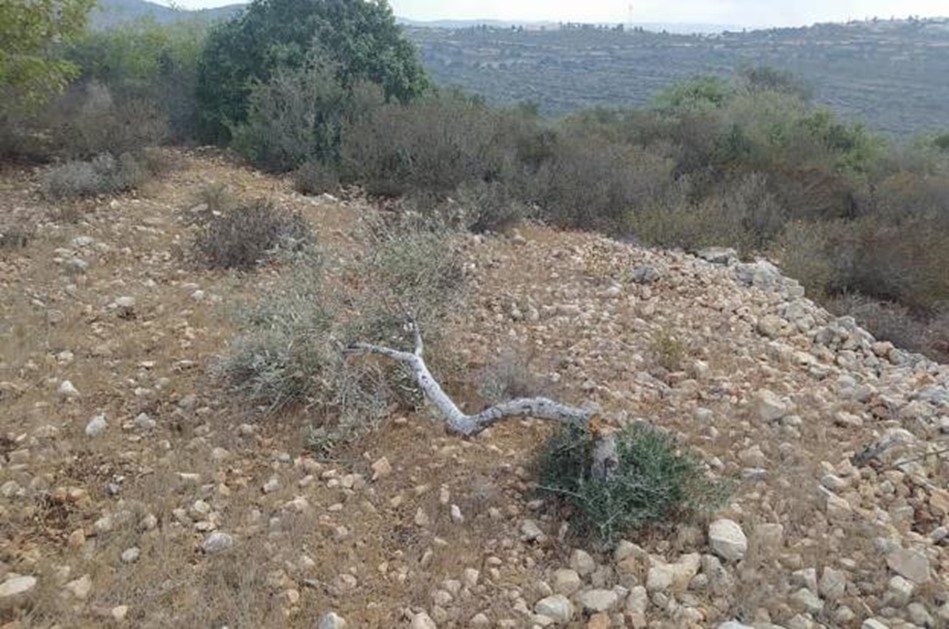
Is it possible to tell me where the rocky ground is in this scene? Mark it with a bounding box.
[0,150,947,628]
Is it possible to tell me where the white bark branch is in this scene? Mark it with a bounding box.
[345,323,620,480]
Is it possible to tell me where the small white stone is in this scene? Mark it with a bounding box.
[121,547,140,563]
[201,531,234,554]
[709,519,748,562]
[58,380,80,399]
[85,414,107,437]
[569,549,596,576]
[534,595,574,623]
[318,612,347,629]
[409,611,437,629]
[577,589,619,613]
[0,575,37,600]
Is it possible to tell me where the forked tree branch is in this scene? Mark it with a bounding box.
[345,321,619,479]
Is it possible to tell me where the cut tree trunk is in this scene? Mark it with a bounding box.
[345,322,619,480]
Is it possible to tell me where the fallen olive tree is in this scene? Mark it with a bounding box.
[345,319,620,480]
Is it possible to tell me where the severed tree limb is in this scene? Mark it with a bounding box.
[345,321,620,480]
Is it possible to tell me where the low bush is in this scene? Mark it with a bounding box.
[526,134,679,234]
[193,200,313,270]
[217,212,465,449]
[42,152,146,199]
[230,57,381,172]
[293,160,340,196]
[47,82,168,159]
[451,181,528,234]
[650,330,688,373]
[340,94,508,197]
[537,422,729,543]
[0,221,35,249]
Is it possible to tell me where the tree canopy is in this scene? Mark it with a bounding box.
[196,0,429,141]
[0,0,95,112]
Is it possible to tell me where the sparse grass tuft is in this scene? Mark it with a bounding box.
[193,200,314,270]
[42,152,146,200]
[536,422,730,543]
[476,350,551,404]
[0,222,35,249]
[651,330,687,372]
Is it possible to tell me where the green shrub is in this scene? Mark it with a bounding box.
[48,82,168,159]
[58,19,208,145]
[193,201,314,270]
[452,181,527,234]
[196,0,428,141]
[537,422,729,543]
[341,95,508,197]
[43,152,147,199]
[231,56,382,172]
[293,159,340,196]
[771,220,840,298]
[526,133,678,234]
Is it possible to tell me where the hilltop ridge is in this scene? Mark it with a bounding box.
[0,150,946,626]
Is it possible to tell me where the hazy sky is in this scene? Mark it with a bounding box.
[166,0,948,27]
[388,0,947,25]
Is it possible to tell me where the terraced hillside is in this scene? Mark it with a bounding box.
[408,18,949,135]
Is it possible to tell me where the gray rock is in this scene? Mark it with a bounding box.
[552,569,581,595]
[201,531,234,554]
[134,413,157,431]
[317,612,346,629]
[409,612,437,629]
[709,519,747,562]
[907,602,934,627]
[631,266,661,284]
[64,574,92,600]
[577,589,619,613]
[569,549,596,576]
[886,547,931,583]
[534,595,574,623]
[886,575,914,606]
[697,247,738,266]
[120,547,140,563]
[625,585,648,614]
[790,587,824,614]
[520,519,546,543]
[818,567,848,601]
[85,414,107,437]
[753,389,789,422]
[0,575,37,603]
[58,380,80,399]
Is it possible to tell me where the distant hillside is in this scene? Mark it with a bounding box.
[90,0,244,29]
[397,18,740,35]
[86,2,949,135]
[406,18,949,135]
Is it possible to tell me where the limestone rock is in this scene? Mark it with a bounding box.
[534,595,574,623]
[709,519,748,561]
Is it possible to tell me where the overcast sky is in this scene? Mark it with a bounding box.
[388,0,947,26]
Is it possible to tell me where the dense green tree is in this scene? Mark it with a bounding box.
[0,0,95,112]
[196,0,428,141]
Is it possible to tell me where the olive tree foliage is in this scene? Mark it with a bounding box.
[0,0,95,113]
[196,0,429,141]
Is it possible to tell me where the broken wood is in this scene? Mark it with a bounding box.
[345,320,619,480]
